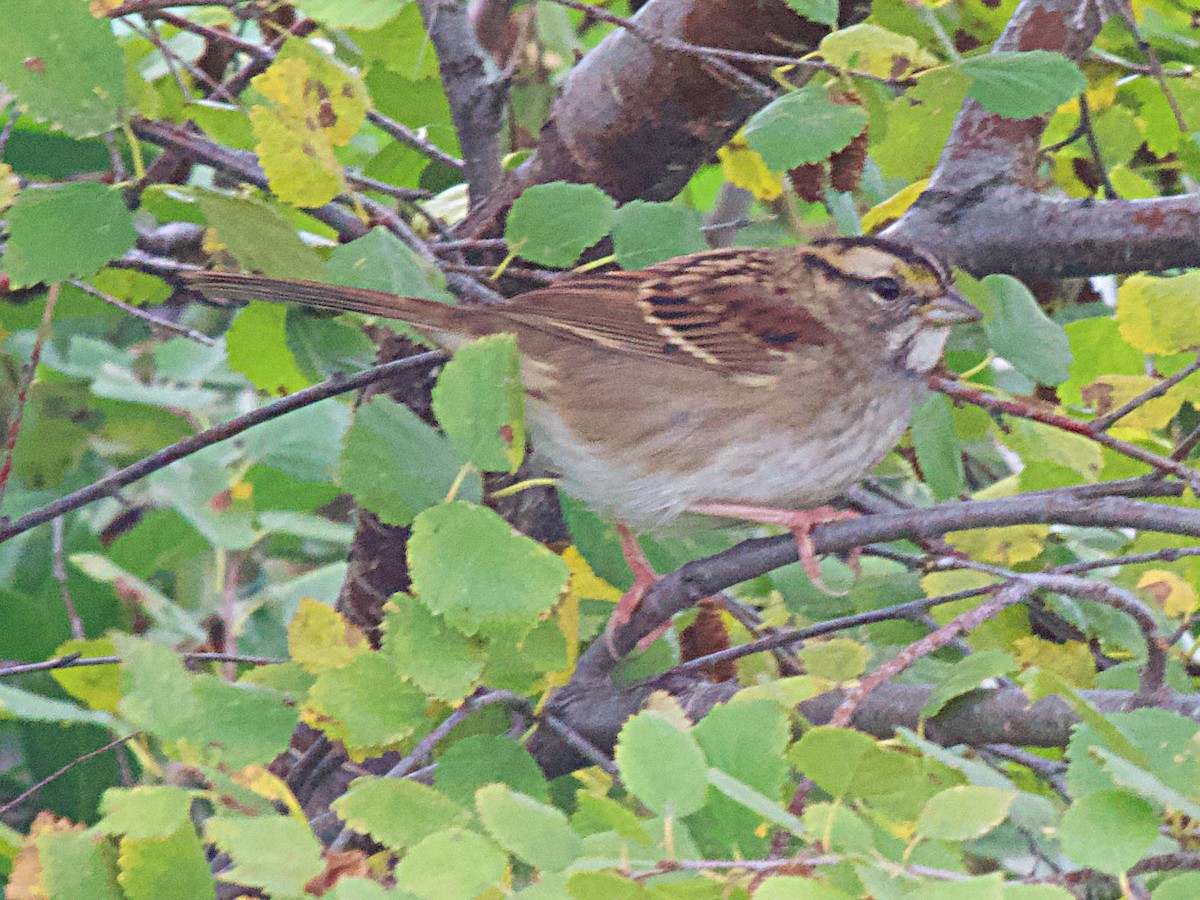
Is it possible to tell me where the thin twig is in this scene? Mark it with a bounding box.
[0,651,286,678]
[0,109,18,157]
[0,732,142,817]
[0,350,447,544]
[830,581,1036,728]
[1109,0,1188,132]
[1078,93,1118,200]
[0,284,60,517]
[932,376,1200,492]
[220,551,243,681]
[654,584,997,681]
[328,689,532,851]
[367,110,465,172]
[70,280,216,345]
[51,519,85,640]
[539,712,617,775]
[1092,353,1200,431]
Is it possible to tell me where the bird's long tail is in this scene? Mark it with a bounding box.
[181,270,469,332]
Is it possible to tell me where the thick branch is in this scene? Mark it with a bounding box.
[530,678,1200,779]
[889,0,1200,278]
[594,493,1200,672]
[459,0,870,235]
[417,0,506,202]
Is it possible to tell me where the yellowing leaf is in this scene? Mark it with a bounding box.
[230,479,253,501]
[921,567,995,600]
[947,525,1049,565]
[1138,569,1199,618]
[819,24,938,79]
[558,546,620,671]
[1082,374,1200,433]
[796,638,870,682]
[1012,636,1096,688]
[1118,272,1200,354]
[642,690,694,730]
[50,638,121,713]
[250,57,346,207]
[231,765,306,821]
[717,137,782,201]
[0,164,18,213]
[288,597,369,674]
[862,178,928,233]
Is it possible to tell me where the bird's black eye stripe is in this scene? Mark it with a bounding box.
[871,277,902,301]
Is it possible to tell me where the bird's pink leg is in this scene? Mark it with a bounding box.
[690,503,860,594]
[606,524,672,651]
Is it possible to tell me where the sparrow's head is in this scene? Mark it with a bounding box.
[811,236,980,372]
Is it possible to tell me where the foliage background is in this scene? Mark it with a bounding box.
[2,0,1200,897]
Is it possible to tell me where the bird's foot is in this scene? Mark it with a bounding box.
[605,524,670,653]
[690,502,859,595]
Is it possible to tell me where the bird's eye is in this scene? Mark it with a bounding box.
[871,277,902,301]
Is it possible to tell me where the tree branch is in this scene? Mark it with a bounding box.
[888,0,1200,278]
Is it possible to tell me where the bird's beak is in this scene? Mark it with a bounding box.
[922,289,981,326]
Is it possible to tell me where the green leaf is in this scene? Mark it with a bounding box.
[340,397,481,527]
[289,0,406,32]
[1065,708,1200,801]
[0,0,125,137]
[241,401,350,482]
[706,768,806,836]
[2,184,137,287]
[380,600,485,703]
[51,637,121,714]
[326,227,453,303]
[911,394,965,500]
[1089,746,1200,820]
[689,701,790,854]
[332,777,471,851]
[306,651,429,752]
[743,85,868,170]
[408,502,568,637]
[614,710,708,817]
[566,871,654,899]
[922,649,1017,718]
[917,786,1015,840]
[610,201,707,270]
[797,637,871,682]
[116,826,216,900]
[205,815,325,898]
[227,302,314,395]
[966,274,1071,385]
[790,727,879,798]
[36,830,123,900]
[754,877,853,899]
[959,51,1086,119]
[1057,789,1159,875]
[432,335,526,473]
[434,735,549,806]
[114,635,298,767]
[505,182,616,268]
[0,683,116,729]
[782,0,838,26]
[98,787,195,840]
[1154,874,1200,900]
[396,828,508,899]
[196,192,324,281]
[476,784,582,872]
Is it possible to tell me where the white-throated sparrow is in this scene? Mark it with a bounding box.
[185,237,979,621]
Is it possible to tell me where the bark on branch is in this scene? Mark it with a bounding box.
[889,0,1200,277]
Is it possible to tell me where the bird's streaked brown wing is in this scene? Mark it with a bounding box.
[499,251,834,375]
